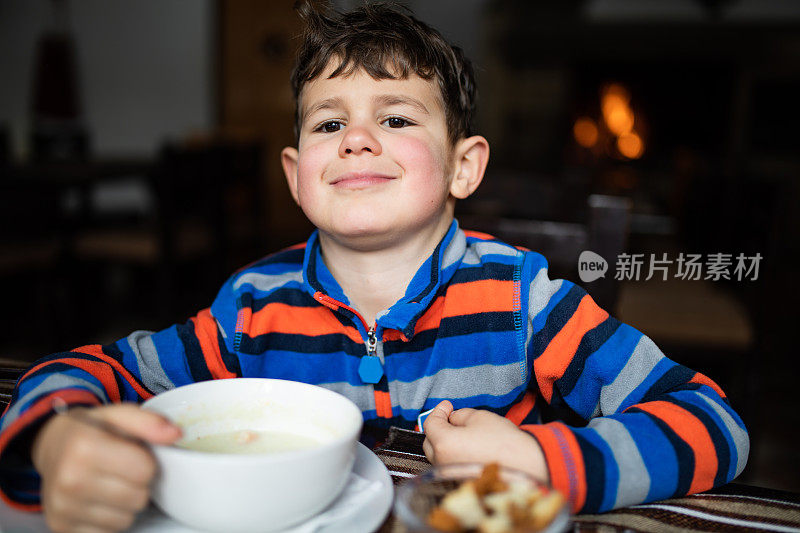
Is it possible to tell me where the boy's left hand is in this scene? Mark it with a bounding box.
[422,401,549,482]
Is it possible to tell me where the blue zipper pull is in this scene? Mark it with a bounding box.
[358,326,384,383]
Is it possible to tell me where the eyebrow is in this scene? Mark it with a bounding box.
[302,94,430,123]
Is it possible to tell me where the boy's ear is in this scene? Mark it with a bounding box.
[449,135,490,200]
[281,146,301,205]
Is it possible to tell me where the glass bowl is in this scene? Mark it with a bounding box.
[394,463,570,533]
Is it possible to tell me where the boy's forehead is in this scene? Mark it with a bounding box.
[299,66,444,118]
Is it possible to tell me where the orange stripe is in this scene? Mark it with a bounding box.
[407,279,518,337]
[0,389,101,511]
[402,295,445,337]
[637,400,718,494]
[374,390,392,418]
[505,392,536,425]
[442,279,517,318]
[69,345,153,400]
[21,357,121,403]
[251,302,362,343]
[689,372,727,399]
[522,422,587,512]
[462,229,497,240]
[192,309,237,379]
[534,295,608,402]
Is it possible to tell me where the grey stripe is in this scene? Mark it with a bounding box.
[600,335,663,414]
[525,268,562,351]
[528,268,561,320]
[128,330,174,394]
[1,374,107,432]
[588,417,651,508]
[232,270,304,292]
[698,393,750,477]
[441,229,466,271]
[316,382,376,413]
[462,241,520,266]
[389,363,524,412]
[216,318,228,340]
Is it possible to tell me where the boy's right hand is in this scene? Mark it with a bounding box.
[31,403,182,533]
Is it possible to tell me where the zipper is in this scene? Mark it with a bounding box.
[366,325,378,358]
[313,292,385,384]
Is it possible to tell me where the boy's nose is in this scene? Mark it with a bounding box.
[338,126,382,157]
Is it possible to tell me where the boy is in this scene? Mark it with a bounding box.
[0,3,748,532]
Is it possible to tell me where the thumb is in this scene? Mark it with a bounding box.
[94,403,182,445]
[423,400,454,434]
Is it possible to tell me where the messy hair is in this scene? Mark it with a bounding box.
[290,1,477,144]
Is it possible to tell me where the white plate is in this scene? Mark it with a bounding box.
[0,443,393,533]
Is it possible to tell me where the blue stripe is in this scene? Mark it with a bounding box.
[237,350,363,384]
[615,412,681,502]
[575,430,616,513]
[618,357,676,412]
[531,280,574,335]
[562,322,638,417]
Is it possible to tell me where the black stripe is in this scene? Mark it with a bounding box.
[628,406,695,496]
[217,325,242,377]
[176,321,214,383]
[530,284,586,360]
[381,311,519,354]
[383,328,438,354]
[374,375,389,393]
[410,242,440,304]
[672,397,732,488]
[559,317,623,397]
[306,238,325,294]
[640,364,696,403]
[449,262,516,284]
[575,431,607,513]
[102,343,129,398]
[438,311,517,337]
[239,332,364,357]
[252,288,319,312]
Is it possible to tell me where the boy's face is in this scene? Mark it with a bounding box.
[281,64,463,249]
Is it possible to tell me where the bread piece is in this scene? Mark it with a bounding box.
[440,481,488,529]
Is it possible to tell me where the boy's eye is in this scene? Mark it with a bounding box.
[384,117,411,128]
[315,121,343,133]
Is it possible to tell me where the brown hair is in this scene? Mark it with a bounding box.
[290,1,477,144]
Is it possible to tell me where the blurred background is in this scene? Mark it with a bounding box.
[1,0,798,491]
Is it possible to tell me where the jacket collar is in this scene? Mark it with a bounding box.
[302,220,467,339]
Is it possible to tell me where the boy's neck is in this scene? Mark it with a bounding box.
[318,217,453,327]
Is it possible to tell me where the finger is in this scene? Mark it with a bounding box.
[64,501,138,533]
[422,401,454,434]
[83,472,151,513]
[93,403,182,445]
[422,437,435,463]
[448,407,478,426]
[92,437,158,486]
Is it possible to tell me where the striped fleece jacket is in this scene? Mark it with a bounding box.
[0,221,749,514]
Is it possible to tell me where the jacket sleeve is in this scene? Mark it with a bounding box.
[519,252,749,514]
[0,276,242,510]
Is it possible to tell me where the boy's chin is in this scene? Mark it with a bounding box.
[321,223,402,251]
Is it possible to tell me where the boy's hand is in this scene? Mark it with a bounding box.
[32,403,182,533]
[422,401,549,482]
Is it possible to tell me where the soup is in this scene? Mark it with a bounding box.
[178,429,322,454]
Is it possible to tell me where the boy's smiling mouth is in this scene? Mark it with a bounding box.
[330,171,396,189]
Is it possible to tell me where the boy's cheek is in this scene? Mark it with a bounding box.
[389,137,446,178]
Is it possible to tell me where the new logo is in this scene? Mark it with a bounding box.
[578,251,608,283]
